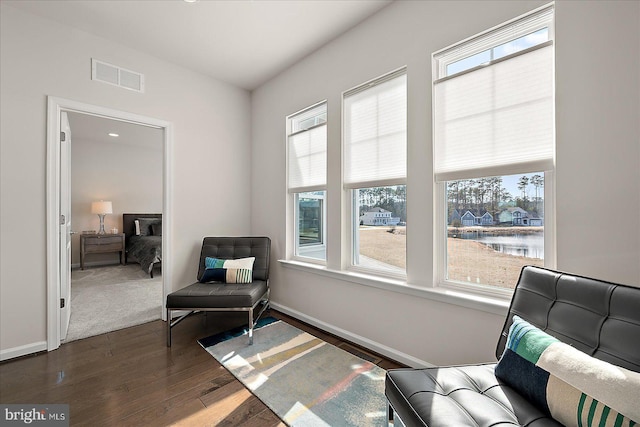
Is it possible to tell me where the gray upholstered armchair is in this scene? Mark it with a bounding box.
[166,236,271,346]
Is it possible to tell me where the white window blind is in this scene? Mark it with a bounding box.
[433,4,554,183]
[288,103,327,192]
[433,43,554,182]
[344,70,407,189]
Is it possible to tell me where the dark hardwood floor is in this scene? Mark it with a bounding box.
[0,310,404,426]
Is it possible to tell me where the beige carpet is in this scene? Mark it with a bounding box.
[64,264,162,342]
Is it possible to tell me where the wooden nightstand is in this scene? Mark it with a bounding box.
[80,233,125,270]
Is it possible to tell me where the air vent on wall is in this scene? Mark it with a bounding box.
[91,59,145,93]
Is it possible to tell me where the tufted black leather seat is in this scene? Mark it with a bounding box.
[386,364,562,427]
[166,236,271,346]
[385,266,640,426]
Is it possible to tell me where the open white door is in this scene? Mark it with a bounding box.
[60,111,72,340]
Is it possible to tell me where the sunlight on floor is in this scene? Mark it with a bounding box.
[171,388,251,426]
[284,401,331,426]
[224,353,252,371]
[245,341,325,392]
[220,350,236,363]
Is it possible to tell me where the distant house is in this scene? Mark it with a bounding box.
[449,209,462,225]
[460,210,476,226]
[529,213,543,226]
[459,209,494,226]
[360,207,400,226]
[498,207,542,226]
[498,207,528,225]
[479,211,493,225]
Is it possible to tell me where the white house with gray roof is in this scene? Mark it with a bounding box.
[360,207,400,226]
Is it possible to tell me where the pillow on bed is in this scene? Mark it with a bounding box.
[135,218,161,236]
[200,256,255,284]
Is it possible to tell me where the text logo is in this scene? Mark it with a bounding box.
[1,405,69,426]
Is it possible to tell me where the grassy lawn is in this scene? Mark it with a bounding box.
[358,226,543,289]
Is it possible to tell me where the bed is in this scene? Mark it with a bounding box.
[123,213,162,278]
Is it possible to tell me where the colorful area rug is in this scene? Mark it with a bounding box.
[198,318,388,426]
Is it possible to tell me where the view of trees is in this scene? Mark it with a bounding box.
[358,186,407,222]
[447,174,544,220]
[354,176,544,227]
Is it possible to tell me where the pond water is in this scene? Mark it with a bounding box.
[455,231,544,259]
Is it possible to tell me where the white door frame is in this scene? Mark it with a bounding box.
[46,96,173,351]
[59,111,72,340]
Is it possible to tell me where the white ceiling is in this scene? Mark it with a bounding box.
[67,112,163,149]
[6,0,392,91]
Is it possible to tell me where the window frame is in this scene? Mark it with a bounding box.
[435,4,555,78]
[286,101,328,265]
[434,172,555,299]
[293,191,327,262]
[432,3,556,298]
[349,185,407,280]
[342,68,408,279]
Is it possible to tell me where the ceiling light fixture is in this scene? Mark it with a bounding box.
[183,0,198,3]
[108,133,119,137]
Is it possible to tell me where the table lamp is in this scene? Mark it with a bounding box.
[91,200,113,235]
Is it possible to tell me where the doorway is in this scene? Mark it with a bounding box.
[46,97,173,351]
[66,112,164,341]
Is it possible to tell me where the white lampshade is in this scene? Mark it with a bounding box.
[91,200,113,215]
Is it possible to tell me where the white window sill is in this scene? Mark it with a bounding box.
[278,259,510,316]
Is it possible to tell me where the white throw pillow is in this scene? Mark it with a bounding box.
[223,257,255,269]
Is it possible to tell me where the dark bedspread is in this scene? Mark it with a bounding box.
[127,235,162,274]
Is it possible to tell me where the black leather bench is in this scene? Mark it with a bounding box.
[385,266,640,426]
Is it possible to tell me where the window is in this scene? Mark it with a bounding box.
[353,185,406,275]
[295,191,325,259]
[433,5,554,294]
[343,69,407,276]
[445,28,549,76]
[446,173,545,289]
[287,102,327,262]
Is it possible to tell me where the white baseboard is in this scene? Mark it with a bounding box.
[0,341,47,362]
[269,302,434,369]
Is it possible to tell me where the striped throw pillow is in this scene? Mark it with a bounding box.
[495,316,639,427]
[200,257,254,284]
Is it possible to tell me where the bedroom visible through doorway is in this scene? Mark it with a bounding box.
[61,112,163,342]
[46,96,173,351]
[64,112,164,342]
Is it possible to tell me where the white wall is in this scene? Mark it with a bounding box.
[555,1,640,284]
[0,4,251,355]
[251,0,640,366]
[69,119,163,265]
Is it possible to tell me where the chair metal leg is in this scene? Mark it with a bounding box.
[248,309,254,345]
[254,299,269,325]
[387,403,406,426]
[167,310,195,347]
[167,308,171,347]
